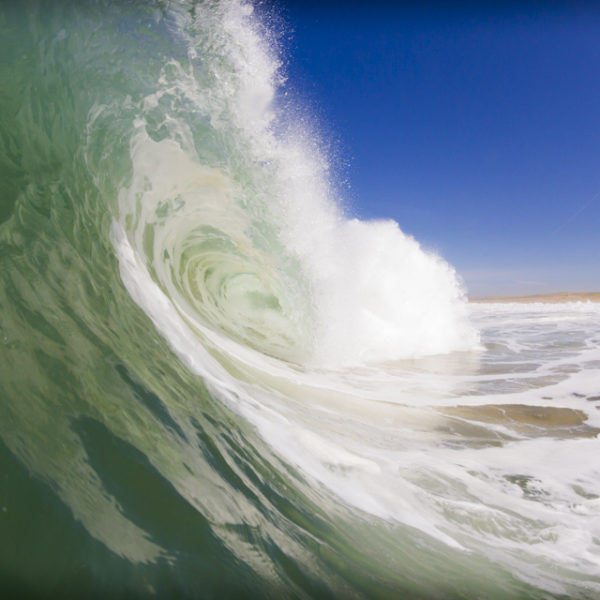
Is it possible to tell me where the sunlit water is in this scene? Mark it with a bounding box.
[1,1,599,598]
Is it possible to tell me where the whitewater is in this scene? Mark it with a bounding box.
[1,1,599,599]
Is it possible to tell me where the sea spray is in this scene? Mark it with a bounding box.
[114,0,479,368]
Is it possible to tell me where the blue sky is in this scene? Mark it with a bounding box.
[278,1,600,296]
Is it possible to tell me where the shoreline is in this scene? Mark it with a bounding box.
[470,292,600,304]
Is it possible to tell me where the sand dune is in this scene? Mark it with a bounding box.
[471,292,600,303]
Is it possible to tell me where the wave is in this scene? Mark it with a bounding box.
[1,1,600,599]
[105,0,479,368]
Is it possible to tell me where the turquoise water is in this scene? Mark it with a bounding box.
[1,2,600,598]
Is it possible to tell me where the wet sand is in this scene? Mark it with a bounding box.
[439,404,600,439]
[471,292,600,303]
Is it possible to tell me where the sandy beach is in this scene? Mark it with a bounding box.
[471,292,600,303]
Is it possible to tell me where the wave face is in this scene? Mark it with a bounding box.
[1,1,599,599]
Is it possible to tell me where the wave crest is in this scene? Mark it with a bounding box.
[112,0,479,367]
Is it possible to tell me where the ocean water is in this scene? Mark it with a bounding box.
[1,1,599,598]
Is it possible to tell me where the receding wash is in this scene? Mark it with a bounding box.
[1,1,599,599]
